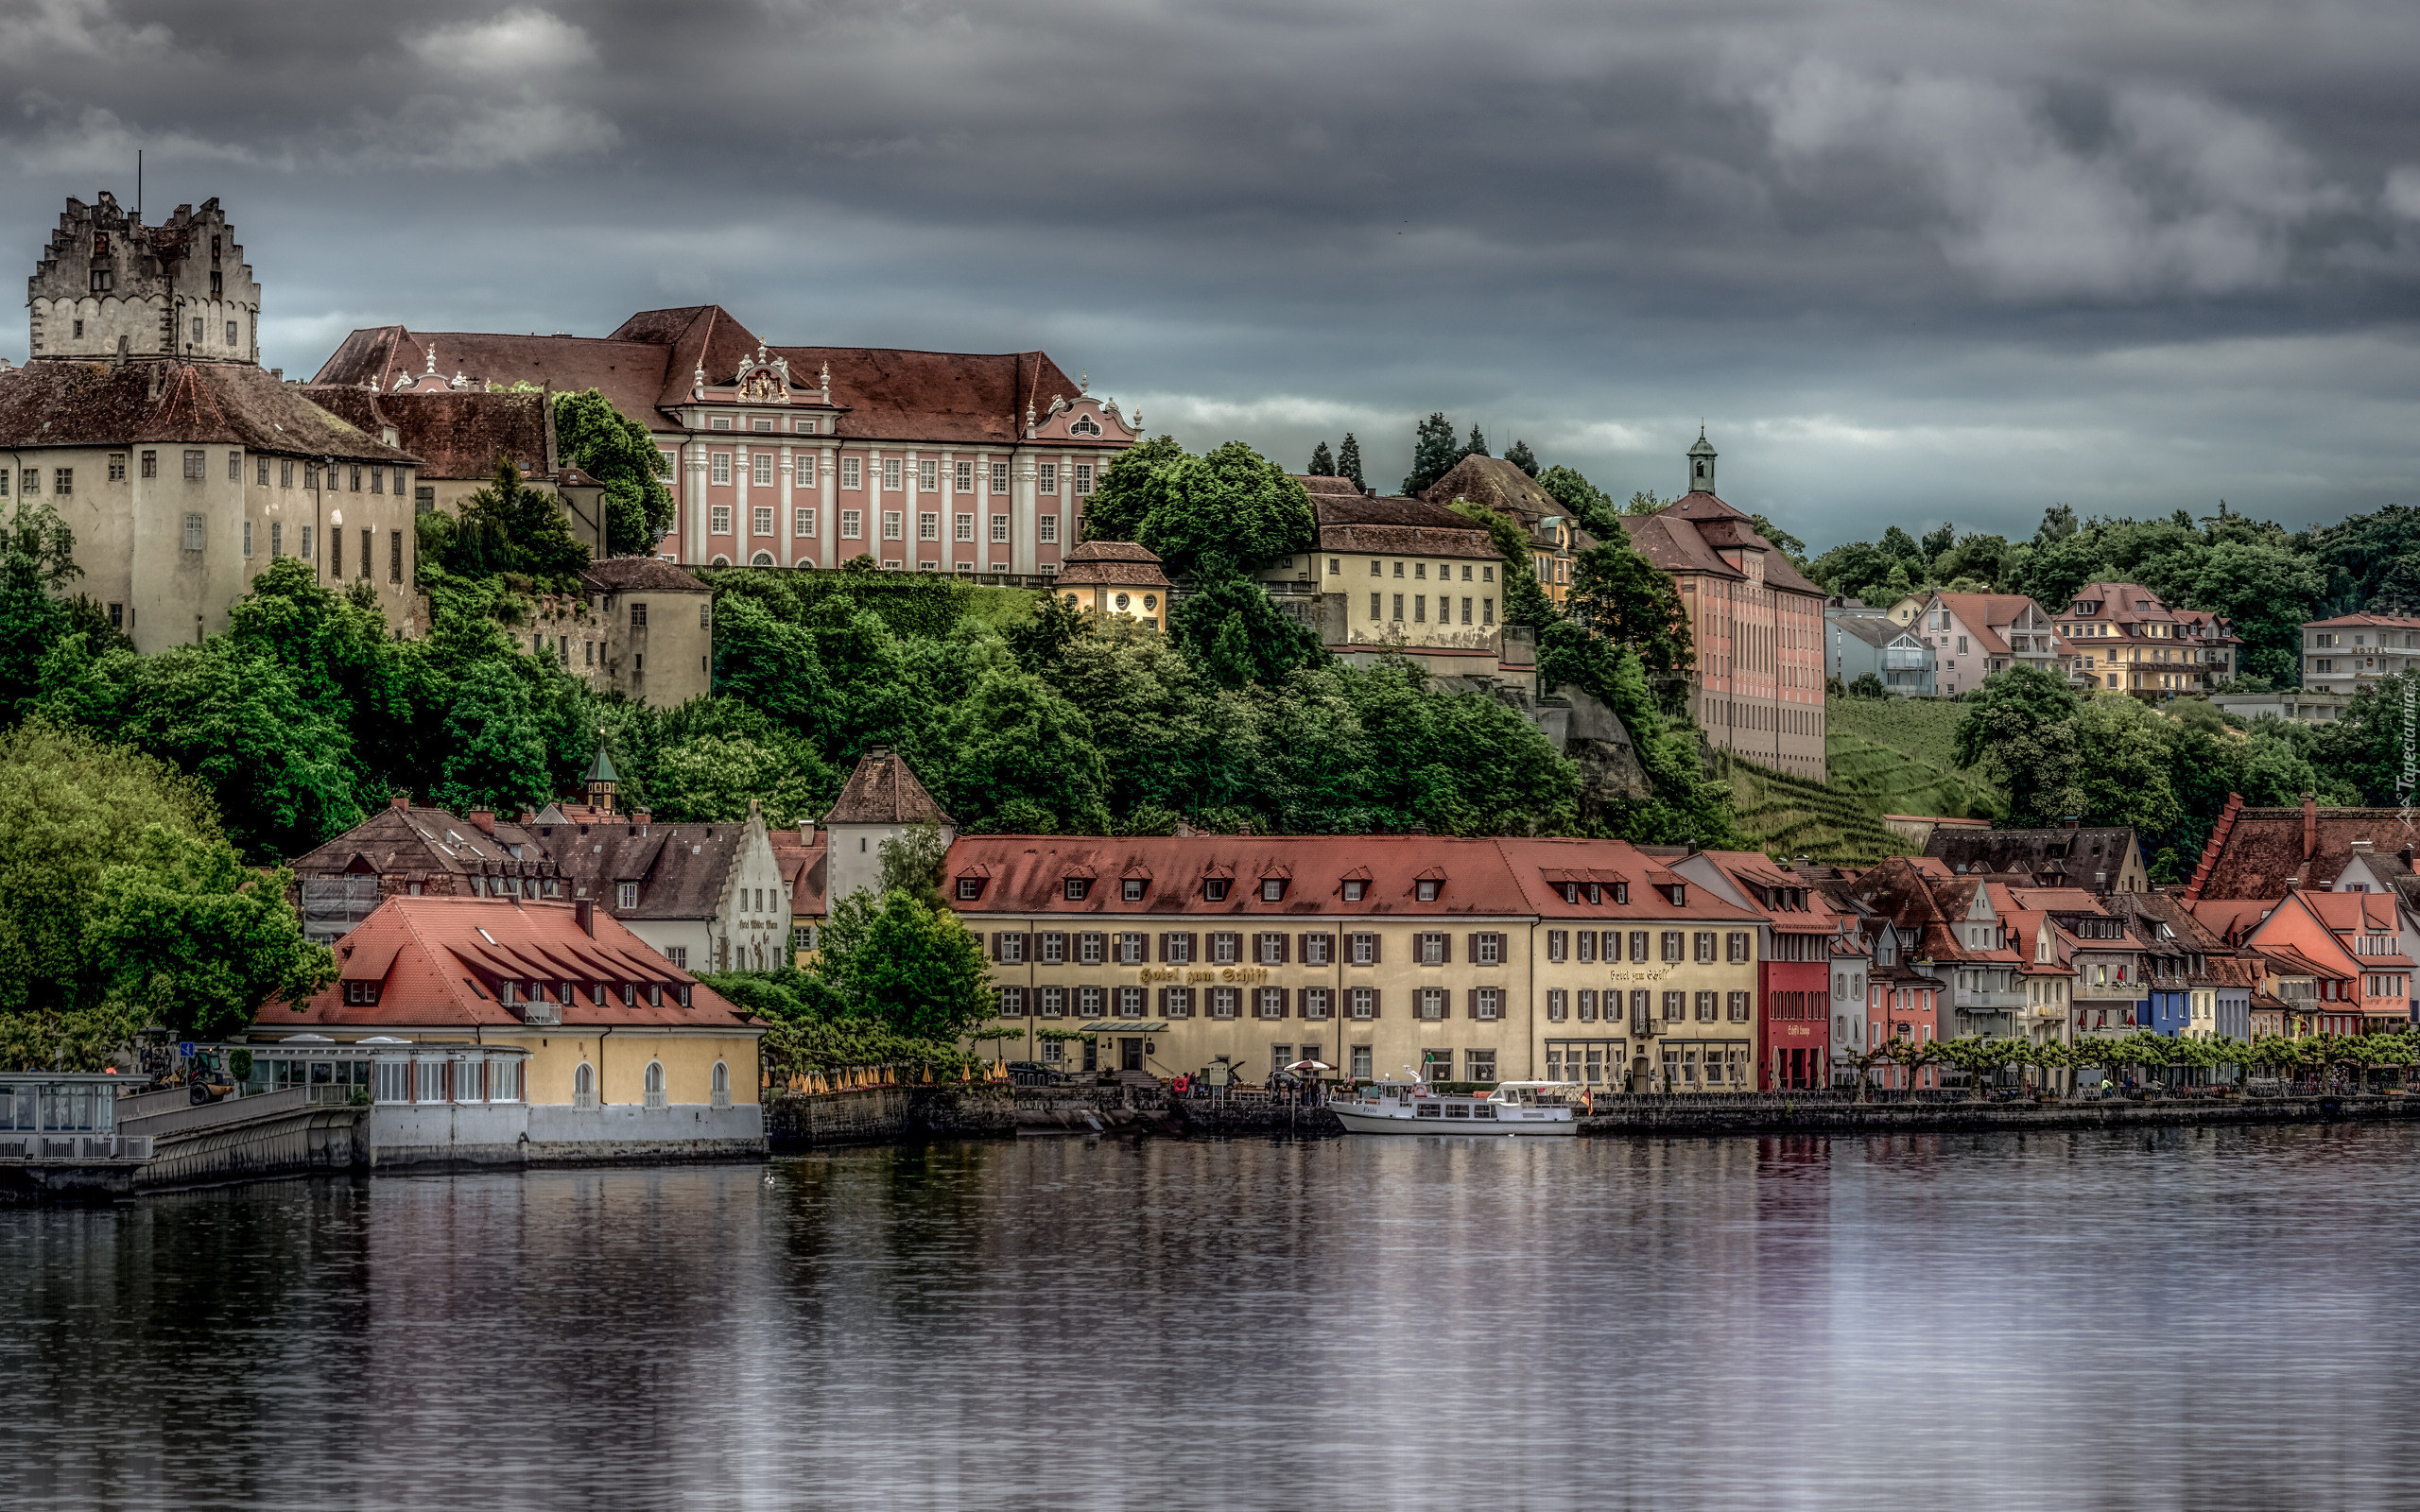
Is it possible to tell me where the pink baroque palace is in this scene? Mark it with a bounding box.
[313,305,1138,575]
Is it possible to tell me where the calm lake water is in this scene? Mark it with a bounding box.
[6,1125,2420,1509]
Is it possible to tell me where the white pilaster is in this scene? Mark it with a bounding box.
[684,440,708,565]
[735,444,750,565]
[780,447,797,568]
[820,447,836,565]
[1013,452,1037,576]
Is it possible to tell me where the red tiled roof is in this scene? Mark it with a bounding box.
[2299,612,2420,631]
[313,326,673,426]
[769,829,827,917]
[268,895,757,1032]
[947,834,1766,922]
[2186,801,2420,899]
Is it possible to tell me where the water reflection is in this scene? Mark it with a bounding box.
[4,1125,2420,1508]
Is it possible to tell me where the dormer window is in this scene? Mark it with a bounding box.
[1071,414,1100,437]
[1415,879,1441,902]
[1122,878,1145,902]
[1260,878,1286,902]
[957,877,985,902]
[1584,883,1602,904]
[1204,878,1231,902]
[1341,880,1367,902]
[342,981,381,1005]
[1561,882,1580,903]
[1614,883,1629,904]
[1064,877,1092,902]
[1662,883,1686,905]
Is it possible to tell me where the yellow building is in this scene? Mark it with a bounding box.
[948,833,1763,1092]
[1055,539,1170,631]
[254,893,764,1161]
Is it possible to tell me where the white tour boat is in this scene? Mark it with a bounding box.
[1329,1078,1582,1137]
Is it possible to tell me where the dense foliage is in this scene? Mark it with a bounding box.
[554,388,678,556]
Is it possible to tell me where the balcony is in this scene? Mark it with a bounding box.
[1957,988,2028,1011]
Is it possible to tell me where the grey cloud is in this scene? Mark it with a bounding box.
[0,0,2413,547]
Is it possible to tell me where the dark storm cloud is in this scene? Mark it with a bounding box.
[3,0,2417,546]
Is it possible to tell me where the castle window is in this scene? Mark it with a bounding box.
[992,514,1010,543]
[883,459,902,490]
[243,522,252,557]
[710,416,732,431]
[991,463,1010,493]
[89,270,110,293]
[1074,463,1095,495]
[1038,514,1056,542]
[711,453,731,485]
[795,417,817,435]
[753,453,773,487]
[182,451,203,481]
[1039,464,1058,492]
[919,460,939,491]
[183,514,203,551]
[229,453,241,483]
[1071,415,1100,437]
[225,321,237,345]
[20,469,35,496]
[955,461,974,491]
[841,458,862,490]
[840,509,861,539]
[794,507,815,538]
[109,455,126,482]
[752,418,774,433]
[190,318,204,344]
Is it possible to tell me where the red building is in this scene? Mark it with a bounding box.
[1679,850,1853,1091]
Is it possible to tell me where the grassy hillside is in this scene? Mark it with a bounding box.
[1720,697,2005,865]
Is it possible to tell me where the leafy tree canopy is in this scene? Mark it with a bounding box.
[554,388,676,557]
[1503,438,1539,477]
[1403,412,1461,496]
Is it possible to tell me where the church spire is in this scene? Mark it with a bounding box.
[1685,425,1718,495]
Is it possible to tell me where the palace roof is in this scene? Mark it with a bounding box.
[0,359,414,461]
[824,747,955,828]
[303,387,553,480]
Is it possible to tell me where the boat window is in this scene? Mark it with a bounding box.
[1415,1103,1443,1118]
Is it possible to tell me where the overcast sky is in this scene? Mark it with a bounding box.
[3,0,2416,551]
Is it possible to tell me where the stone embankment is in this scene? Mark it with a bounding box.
[767,1083,1169,1148]
[1575,1091,2420,1137]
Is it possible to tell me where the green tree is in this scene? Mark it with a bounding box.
[1462,423,1489,460]
[1167,577,1327,688]
[648,712,836,829]
[1537,465,1618,541]
[1078,434,1186,543]
[1849,672,1887,699]
[1336,433,1366,491]
[1748,514,1809,570]
[1403,412,1461,495]
[1623,490,1669,517]
[435,457,593,581]
[554,388,677,556]
[1307,440,1336,476]
[1565,536,1693,679]
[810,886,993,1041]
[1953,665,2082,823]
[434,661,552,814]
[1134,441,1315,580]
[0,721,331,1043]
[1503,439,1539,477]
[0,498,78,719]
[940,665,1109,833]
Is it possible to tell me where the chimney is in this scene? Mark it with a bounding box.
[469,810,496,835]
[800,823,814,845]
[390,793,410,810]
[520,810,536,826]
[2303,792,2318,860]
[575,899,595,936]
[2063,816,2080,830]
[632,810,650,829]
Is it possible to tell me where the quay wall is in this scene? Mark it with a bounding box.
[1575,1092,2420,1138]
[768,1085,1146,1148]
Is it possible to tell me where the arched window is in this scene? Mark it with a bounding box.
[712,1060,732,1109]
[644,1059,667,1109]
[752,551,774,566]
[573,1061,596,1109]
[709,554,731,567]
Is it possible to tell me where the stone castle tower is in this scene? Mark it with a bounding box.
[26,192,260,364]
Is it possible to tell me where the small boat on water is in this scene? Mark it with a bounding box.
[1329,1078,1581,1137]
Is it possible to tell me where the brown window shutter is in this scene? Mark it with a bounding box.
[1280,933,1291,964]
[1440,932,1451,964]
[1467,988,1478,1020]
[1187,931,1199,962]
[1372,933,1382,965]
[1019,933,1033,961]
[1157,932,1170,961]
[1369,988,1381,1020]
[1468,932,1478,964]
[989,932,1002,961]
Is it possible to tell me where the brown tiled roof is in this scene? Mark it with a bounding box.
[1312,495,1498,558]
[1923,826,2143,891]
[268,895,752,1031]
[302,388,552,480]
[314,325,672,425]
[2305,611,2420,631]
[2187,800,2420,900]
[1298,475,1367,496]
[1928,593,2056,657]
[544,820,743,922]
[581,556,707,593]
[315,310,1095,449]
[1419,455,1570,526]
[2063,582,2178,627]
[1633,491,1823,596]
[290,802,551,880]
[1058,538,1171,588]
[0,359,414,461]
[824,748,954,827]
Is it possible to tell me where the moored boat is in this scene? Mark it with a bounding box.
[1330,1078,1580,1136]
